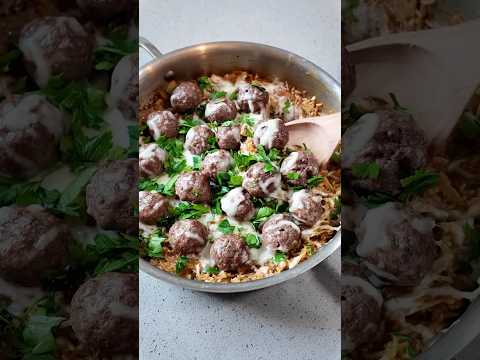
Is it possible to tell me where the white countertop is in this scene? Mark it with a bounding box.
[139,0,341,359]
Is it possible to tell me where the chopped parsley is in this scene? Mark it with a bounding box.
[331,197,341,220]
[351,162,380,179]
[173,202,209,219]
[192,155,202,171]
[155,135,184,158]
[209,91,226,100]
[244,234,261,249]
[287,172,301,180]
[175,256,189,273]
[41,75,107,129]
[256,145,280,173]
[282,99,292,114]
[229,91,238,100]
[399,170,439,201]
[218,219,236,234]
[273,251,287,264]
[179,116,202,134]
[94,28,137,71]
[144,230,166,258]
[198,76,213,91]
[252,206,275,228]
[307,175,324,187]
[206,266,220,275]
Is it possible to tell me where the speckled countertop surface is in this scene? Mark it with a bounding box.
[139,0,341,359]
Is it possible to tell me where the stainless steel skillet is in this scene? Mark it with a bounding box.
[139,39,341,293]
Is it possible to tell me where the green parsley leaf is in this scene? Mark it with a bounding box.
[273,251,287,264]
[21,315,64,357]
[399,170,439,201]
[198,76,213,91]
[229,91,238,101]
[252,207,275,228]
[228,174,243,187]
[209,91,226,100]
[192,155,202,171]
[56,166,97,217]
[233,153,257,171]
[206,266,220,275]
[282,99,292,114]
[175,256,189,273]
[306,244,315,256]
[94,28,137,71]
[287,172,300,180]
[331,197,341,220]
[145,231,166,258]
[179,116,202,134]
[41,76,106,129]
[244,234,261,249]
[128,125,139,157]
[351,162,380,179]
[173,202,209,219]
[156,135,184,158]
[218,219,236,234]
[307,175,324,187]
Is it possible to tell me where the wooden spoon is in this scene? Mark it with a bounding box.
[285,112,341,165]
[346,19,480,148]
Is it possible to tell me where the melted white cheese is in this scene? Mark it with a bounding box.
[342,113,380,168]
[289,189,309,212]
[280,152,300,174]
[254,118,281,149]
[220,187,248,218]
[0,277,45,315]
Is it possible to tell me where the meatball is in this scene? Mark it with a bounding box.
[201,150,232,178]
[184,125,214,155]
[356,202,437,285]
[253,118,289,150]
[289,189,323,226]
[139,191,169,225]
[237,84,269,113]
[109,54,138,122]
[220,187,255,221]
[210,234,249,272]
[70,272,138,356]
[19,16,93,87]
[342,264,384,351]
[0,94,65,179]
[86,159,138,234]
[205,99,237,123]
[217,124,241,150]
[175,171,212,203]
[342,46,356,100]
[168,220,208,255]
[343,110,428,194]
[261,214,302,252]
[280,151,320,186]
[76,0,132,20]
[0,205,69,286]
[139,143,166,178]
[242,162,282,198]
[146,110,178,139]
[170,81,203,113]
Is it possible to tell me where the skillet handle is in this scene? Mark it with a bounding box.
[139,36,163,60]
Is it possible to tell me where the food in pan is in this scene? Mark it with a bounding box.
[341,95,480,359]
[139,71,341,282]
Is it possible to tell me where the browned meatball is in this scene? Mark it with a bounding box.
[185,125,214,155]
[86,159,138,234]
[0,205,69,286]
[19,16,93,87]
[220,187,256,221]
[217,124,241,150]
[210,234,249,272]
[146,110,178,139]
[344,110,428,195]
[356,202,437,285]
[139,143,166,178]
[253,118,289,150]
[242,162,282,198]
[170,81,203,113]
[237,84,269,113]
[109,54,138,123]
[280,151,320,186]
[139,191,169,225]
[342,264,384,351]
[261,214,302,252]
[289,190,323,226]
[168,220,208,255]
[70,272,138,356]
[76,0,132,20]
[201,150,232,178]
[0,94,66,179]
[175,171,212,203]
[205,99,237,123]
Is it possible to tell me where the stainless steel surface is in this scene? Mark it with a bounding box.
[139,39,341,293]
